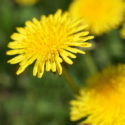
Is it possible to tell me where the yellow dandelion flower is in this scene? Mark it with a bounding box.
[16,0,38,6]
[69,0,124,35]
[7,9,93,78]
[70,64,125,125]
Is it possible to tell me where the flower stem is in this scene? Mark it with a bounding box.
[62,67,79,94]
[84,53,98,75]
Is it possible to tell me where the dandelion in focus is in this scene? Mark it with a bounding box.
[69,0,124,35]
[70,64,125,125]
[16,0,38,6]
[7,9,93,78]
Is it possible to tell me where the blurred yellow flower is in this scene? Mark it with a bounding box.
[7,9,93,78]
[16,0,38,6]
[70,64,125,125]
[69,0,124,35]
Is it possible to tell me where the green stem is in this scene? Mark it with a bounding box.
[62,67,79,94]
[84,53,98,75]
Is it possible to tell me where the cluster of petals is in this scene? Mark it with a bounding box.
[69,0,124,35]
[70,64,125,125]
[7,9,93,78]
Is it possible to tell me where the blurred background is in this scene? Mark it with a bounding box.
[0,0,125,125]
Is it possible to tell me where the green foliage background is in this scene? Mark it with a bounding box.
[0,0,125,125]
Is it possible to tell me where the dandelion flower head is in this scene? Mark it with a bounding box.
[16,0,38,6]
[7,9,93,78]
[70,64,125,125]
[69,0,124,35]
